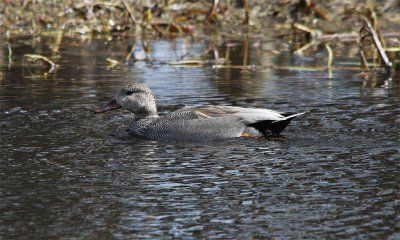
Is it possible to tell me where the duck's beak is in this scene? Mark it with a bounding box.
[94,98,121,113]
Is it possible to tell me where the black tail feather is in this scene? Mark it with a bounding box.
[249,115,298,136]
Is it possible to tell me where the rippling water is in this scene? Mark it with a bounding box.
[0,35,399,239]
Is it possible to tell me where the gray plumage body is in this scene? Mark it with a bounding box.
[96,83,304,142]
[128,113,246,141]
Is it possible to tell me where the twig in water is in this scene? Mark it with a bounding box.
[169,60,205,66]
[325,44,333,78]
[7,43,12,69]
[213,65,256,70]
[359,17,392,71]
[224,45,231,64]
[125,43,136,62]
[23,54,56,71]
[325,44,333,68]
[52,30,63,53]
[210,45,219,62]
[243,36,249,68]
[359,47,369,70]
[106,58,121,68]
[294,40,315,56]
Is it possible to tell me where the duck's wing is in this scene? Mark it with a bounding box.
[162,105,223,119]
[174,105,287,122]
[163,107,211,119]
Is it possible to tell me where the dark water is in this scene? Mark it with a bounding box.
[1,35,399,239]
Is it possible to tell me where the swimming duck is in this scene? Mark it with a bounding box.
[95,83,304,141]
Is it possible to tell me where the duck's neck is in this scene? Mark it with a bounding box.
[134,105,159,120]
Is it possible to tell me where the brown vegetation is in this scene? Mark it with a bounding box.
[1,0,399,72]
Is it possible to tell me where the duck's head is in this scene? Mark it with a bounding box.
[95,83,158,119]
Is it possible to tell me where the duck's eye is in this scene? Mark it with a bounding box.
[126,90,135,95]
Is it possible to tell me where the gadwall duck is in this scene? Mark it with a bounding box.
[95,83,304,141]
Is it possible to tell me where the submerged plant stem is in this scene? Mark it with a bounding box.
[360,18,392,70]
[7,43,12,69]
[325,44,333,68]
